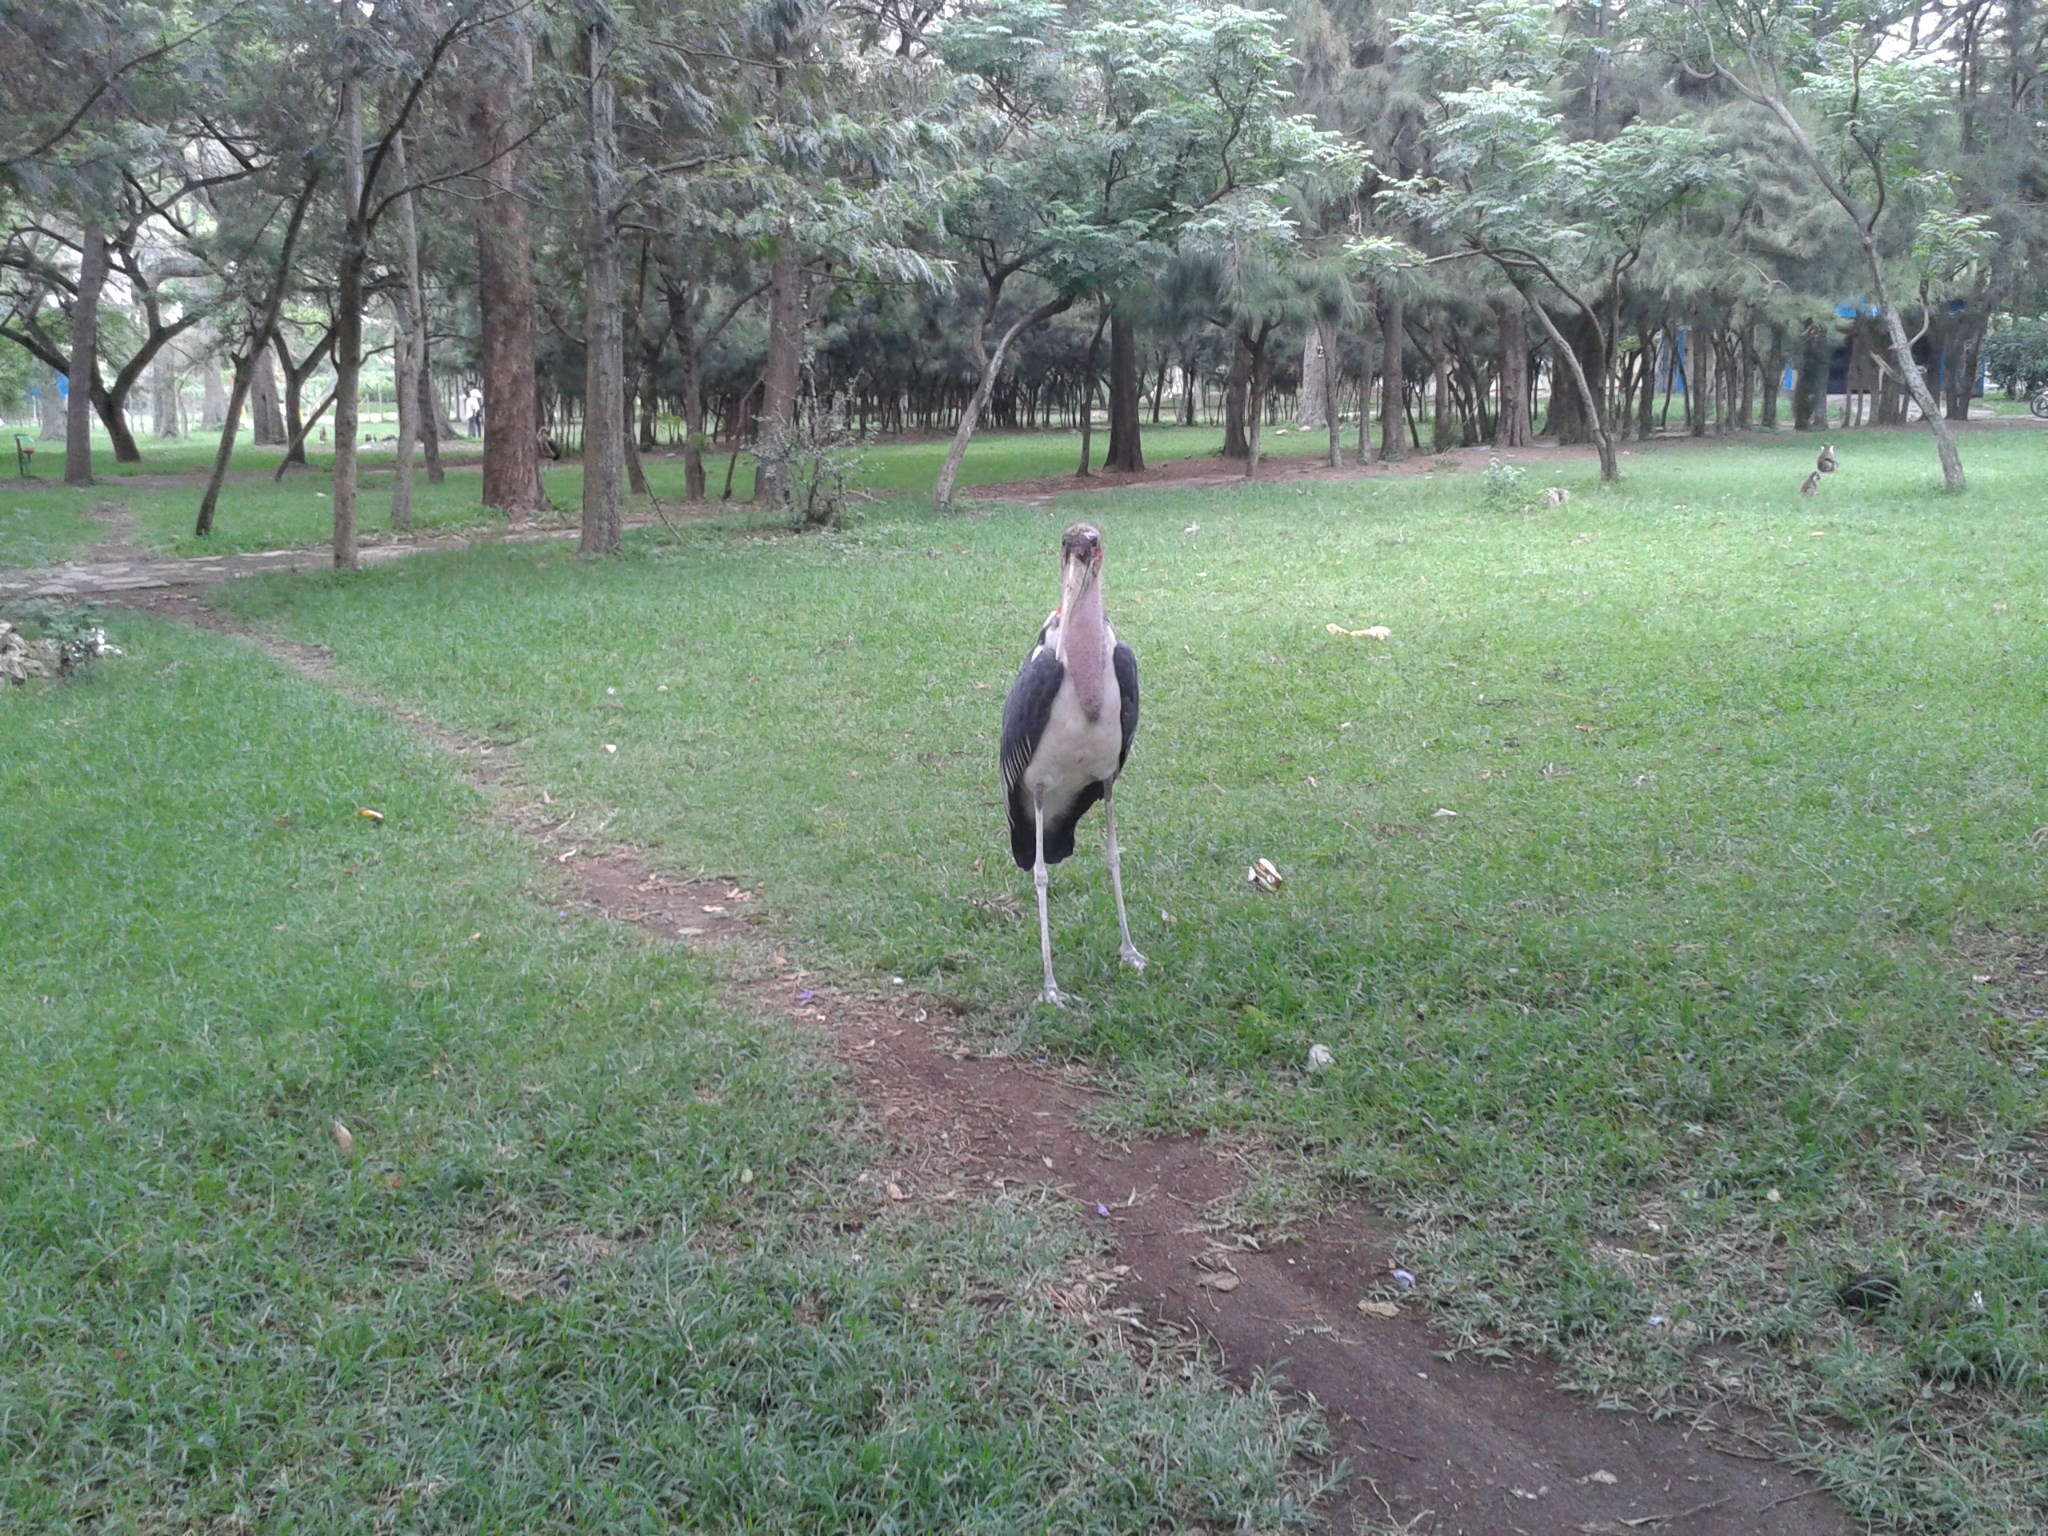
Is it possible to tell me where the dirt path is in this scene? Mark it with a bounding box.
[0,514,691,602]
[104,584,1850,1536]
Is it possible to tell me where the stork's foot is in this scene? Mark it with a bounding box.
[1038,985,1074,1008]
[1120,945,1148,973]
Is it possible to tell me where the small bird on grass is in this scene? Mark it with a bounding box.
[999,522,1144,1006]
[1800,469,1822,497]
[1817,442,1838,473]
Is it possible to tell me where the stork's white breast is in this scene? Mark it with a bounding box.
[1023,642,1123,805]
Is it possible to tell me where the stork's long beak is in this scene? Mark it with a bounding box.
[1059,524,1104,597]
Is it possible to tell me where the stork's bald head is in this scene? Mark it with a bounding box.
[1060,523,1104,583]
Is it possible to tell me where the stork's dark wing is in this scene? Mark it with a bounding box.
[1000,647,1066,868]
[1113,641,1139,772]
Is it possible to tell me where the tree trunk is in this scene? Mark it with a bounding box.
[670,285,709,502]
[1429,323,1454,452]
[391,290,419,531]
[1378,292,1405,463]
[1244,323,1272,478]
[250,350,286,445]
[393,133,443,486]
[272,330,332,467]
[753,240,805,506]
[1863,243,1963,487]
[194,178,319,538]
[1638,328,1659,438]
[932,292,1070,511]
[636,342,660,453]
[1943,308,1984,422]
[1076,306,1108,476]
[65,225,108,486]
[622,236,653,497]
[1543,311,1606,446]
[1104,311,1143,472]
[1322,320,1342,468]
[1297,322,1328,430]
[200,330,227,428]
[1793,322,1827,430]
[150,350,182,438]
[196,354,257,536]
[471,54,544,519]
[579,17,625,555]
[1758,332,1785,431]
[89,375,141,463]
[1357,324,1378,458]
[1494,301,1531,447]
[1522,292,1617,482]
[40,374,67,437]
[1221,331,1250,458]
[332,75,364,571]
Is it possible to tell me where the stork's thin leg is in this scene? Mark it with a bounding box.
[1032,798,1068,1006]
[1103,786,1146,972]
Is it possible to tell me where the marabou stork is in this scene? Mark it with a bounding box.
[999,522,1145,1005]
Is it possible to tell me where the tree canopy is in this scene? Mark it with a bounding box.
[2,0,2041,543]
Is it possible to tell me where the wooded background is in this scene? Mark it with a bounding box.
[3,0,2043,554]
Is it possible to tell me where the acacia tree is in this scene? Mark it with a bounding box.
[1372,0,1728,482]
[1672,0,1976,488]
[929,0,1345,508]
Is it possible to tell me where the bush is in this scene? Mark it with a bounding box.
[1982,317,2048,396]
[757,398,872,531]
[1479,455,1529,514]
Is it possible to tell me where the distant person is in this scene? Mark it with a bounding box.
[461,386,484,439]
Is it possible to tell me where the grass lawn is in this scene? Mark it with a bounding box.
[211,424,2048,1531]
[0,421,1324,565]
[0,619,1322,1531]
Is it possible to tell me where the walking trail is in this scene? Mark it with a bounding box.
[19,485,1853,1536]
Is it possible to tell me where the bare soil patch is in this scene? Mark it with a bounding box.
[97,587,1851,1536]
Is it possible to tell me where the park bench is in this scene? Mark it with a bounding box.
[15,434,37,478]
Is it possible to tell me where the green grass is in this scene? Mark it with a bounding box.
[0,421,1324,565]
[0,620,1325,1532]
[0,487,99,566]
[217,425,2048,1532]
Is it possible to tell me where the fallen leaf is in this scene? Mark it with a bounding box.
[886,1182,907,1202]
[1432,807,1458,819]
[740,1167,755,1186]
[1357,1299,1400,1319]
[603,743,618,755]
[358,808,383,822]
[1197,1272,1241,1292]
[382,1172,404,1189]
[1581,1470,1619,1486]
[330,1120,354,1154]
